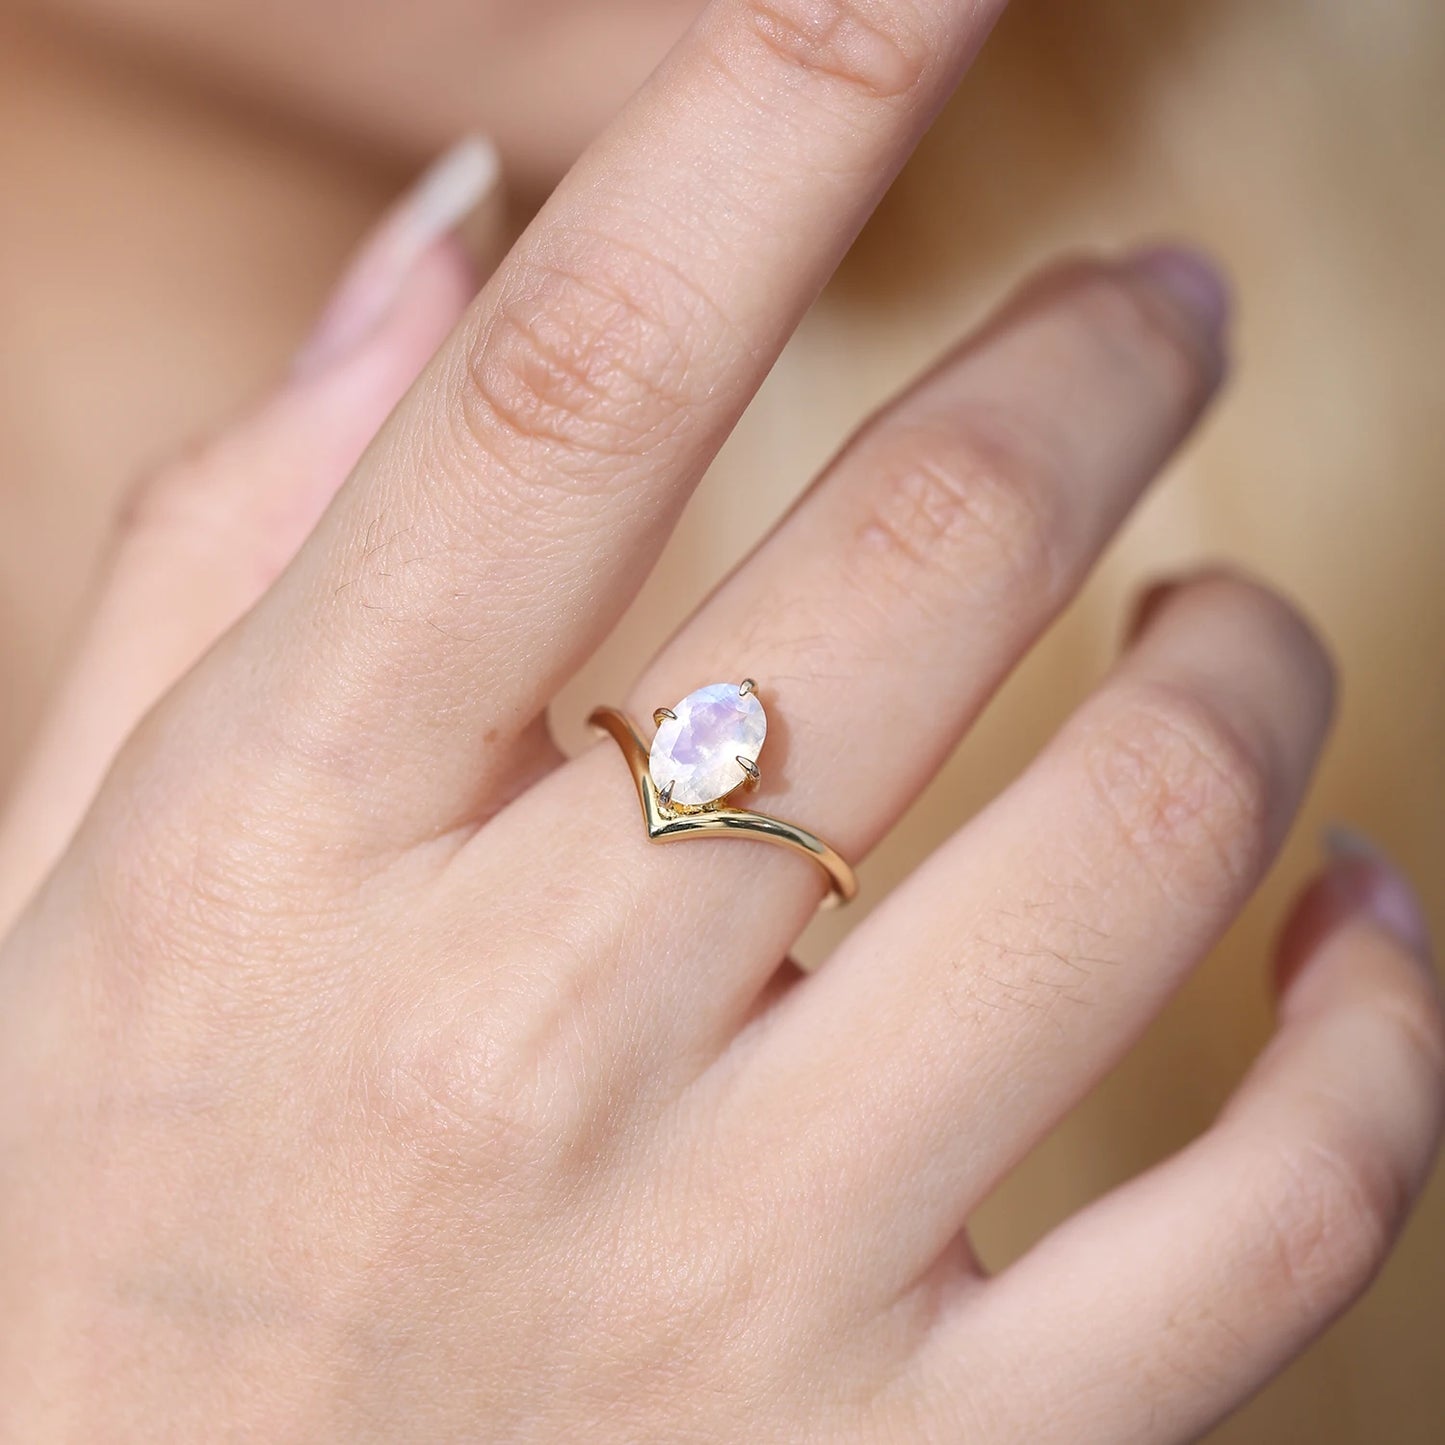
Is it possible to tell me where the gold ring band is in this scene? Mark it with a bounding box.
[589,702,857,907]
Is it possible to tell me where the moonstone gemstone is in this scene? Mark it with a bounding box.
[649,683,767,808]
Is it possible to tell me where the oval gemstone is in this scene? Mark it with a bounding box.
[649,683,767,808]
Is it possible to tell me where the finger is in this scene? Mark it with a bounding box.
[459,249,1227,1082]
[720,572,1336,1303]
[905,844,1444,1444]
[206,0,1014,840]
[0,141,505,927]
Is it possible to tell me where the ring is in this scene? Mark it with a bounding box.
[589,680,858,907]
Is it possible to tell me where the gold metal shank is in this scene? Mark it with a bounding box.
[588,705,857,907]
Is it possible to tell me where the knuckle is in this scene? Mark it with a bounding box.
[372,1005,563,1180]
[849,415,1061,609]
[368,955,603,1184]
[118,442,226,549]
[116,436,218,533]
[459,248,697,479]
[1087,681,1273,900]
[116,430,292,588]
[89,802,344,1046]
[92,706,390,994]
[1251,1133,1407,1323]
[730,0,934,101]
[602,1184,771,1367]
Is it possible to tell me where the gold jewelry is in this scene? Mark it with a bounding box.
[589,680,857,907]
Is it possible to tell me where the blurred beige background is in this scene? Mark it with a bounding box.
[2,0,1442,1438]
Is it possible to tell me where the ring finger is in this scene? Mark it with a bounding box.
[455,247,1228,1071]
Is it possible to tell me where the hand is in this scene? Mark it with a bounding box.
[2,3,1440,1439]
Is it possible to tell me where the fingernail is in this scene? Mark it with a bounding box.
[294,135,500,377]
[1324,824,1434,960]
[1124,243,1232,345]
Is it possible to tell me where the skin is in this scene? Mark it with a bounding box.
[0,0,1440,1439]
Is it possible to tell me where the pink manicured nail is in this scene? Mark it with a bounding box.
[1124,243,1232,342]
[293,135,500,377]
[1324,825,1434,961]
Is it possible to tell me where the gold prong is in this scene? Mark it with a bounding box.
[657,779,675,808]
[739,678,757,696]
[736,755,760,785]
[653,707,677,725]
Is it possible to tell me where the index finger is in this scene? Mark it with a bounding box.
[215,0,1010,845]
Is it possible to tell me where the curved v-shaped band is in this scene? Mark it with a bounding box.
[588,706,857,907]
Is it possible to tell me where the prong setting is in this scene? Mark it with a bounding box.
[739,678,756,696]
[648,681,766,808]
[653,707,677,726]
[657,779,675,809]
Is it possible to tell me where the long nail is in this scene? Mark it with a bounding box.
[293,135,500,377]
[1324,824,1434,961]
